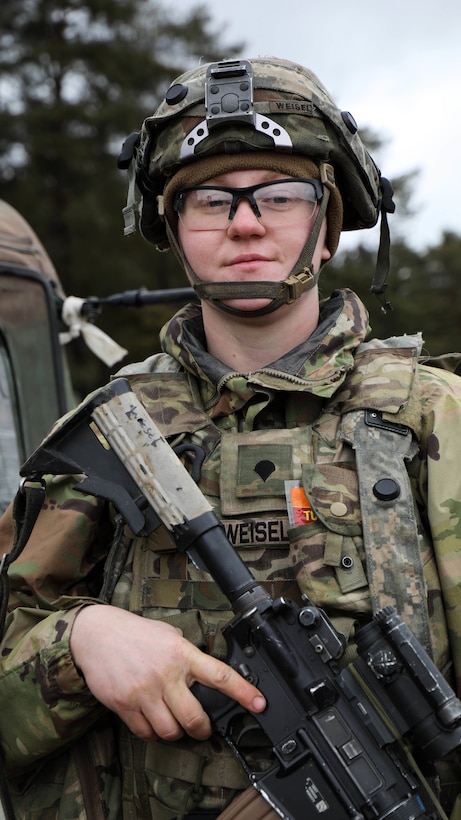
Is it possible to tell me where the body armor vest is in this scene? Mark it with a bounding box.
[110,335,447,657]
[102,335,451,819]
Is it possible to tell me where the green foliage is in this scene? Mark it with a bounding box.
[1,2,460,400]
[0,0,243,395]
[326,230,461,357]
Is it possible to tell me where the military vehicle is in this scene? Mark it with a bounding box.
[0,199,194,516]
[0,199,75,514]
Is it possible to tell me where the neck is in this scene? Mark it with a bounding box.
[201,288,320,371]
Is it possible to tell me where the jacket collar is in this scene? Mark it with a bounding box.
[161,289,370,393]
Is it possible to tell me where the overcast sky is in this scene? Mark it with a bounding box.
[175,0,461,253]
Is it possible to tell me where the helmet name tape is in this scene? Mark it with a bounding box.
[268,101,314,116]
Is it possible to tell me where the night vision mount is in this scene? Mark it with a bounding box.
[180,59,293,158]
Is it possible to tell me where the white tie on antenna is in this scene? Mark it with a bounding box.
[59,295,128,367]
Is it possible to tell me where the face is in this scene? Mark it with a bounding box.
[177,169,331,315]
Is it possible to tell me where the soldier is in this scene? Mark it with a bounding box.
[1,56,461,819]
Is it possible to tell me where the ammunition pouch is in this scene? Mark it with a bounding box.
[217,786,279,820]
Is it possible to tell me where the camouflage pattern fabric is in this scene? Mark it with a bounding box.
[1,288,461,818]
[134,57,382,250]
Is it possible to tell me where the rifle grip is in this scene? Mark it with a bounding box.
[191,681,234,713]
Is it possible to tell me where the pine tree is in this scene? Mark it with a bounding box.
[0,0,243,392]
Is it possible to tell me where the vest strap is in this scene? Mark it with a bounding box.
[146,742,247,791]
[340,408,432,654]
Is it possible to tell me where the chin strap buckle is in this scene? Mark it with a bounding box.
[284,269,315,303]
[320,162,336,192]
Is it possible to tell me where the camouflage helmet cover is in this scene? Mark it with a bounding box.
[129,57,384,249]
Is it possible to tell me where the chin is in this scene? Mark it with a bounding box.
[221,298,275,314]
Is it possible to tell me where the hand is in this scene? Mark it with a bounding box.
[70,604,266,742]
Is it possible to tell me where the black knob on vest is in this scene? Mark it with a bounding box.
[373,478,400,501]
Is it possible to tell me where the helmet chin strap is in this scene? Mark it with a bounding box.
[165,185,331,319]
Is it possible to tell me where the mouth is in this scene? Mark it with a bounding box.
[226,253,273,272]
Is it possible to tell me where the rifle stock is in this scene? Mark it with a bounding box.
[22,378,461,820]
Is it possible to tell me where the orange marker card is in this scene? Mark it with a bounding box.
[285,481,317,527]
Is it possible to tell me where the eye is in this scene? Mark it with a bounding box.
[193,190,231,213]
[258,187,298,210]
[207,197,228,210]
[268,194,291,204]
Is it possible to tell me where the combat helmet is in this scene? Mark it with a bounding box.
[119,57,394,315]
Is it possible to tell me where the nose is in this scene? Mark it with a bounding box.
[226,198,266,238]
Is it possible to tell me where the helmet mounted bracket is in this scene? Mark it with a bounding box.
[180,59,293,159]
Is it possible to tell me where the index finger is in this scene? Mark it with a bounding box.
[190,652,266,713]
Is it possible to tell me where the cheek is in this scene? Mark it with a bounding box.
[178,226,218,278]
[280,223,311,267]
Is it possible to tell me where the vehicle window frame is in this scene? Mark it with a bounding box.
[0,263,70,461]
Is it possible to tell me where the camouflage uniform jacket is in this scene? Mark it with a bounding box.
[1,287,461,819]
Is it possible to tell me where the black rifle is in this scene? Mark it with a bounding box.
[21,378,461,820]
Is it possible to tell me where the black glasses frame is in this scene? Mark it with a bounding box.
[173,177,324,222]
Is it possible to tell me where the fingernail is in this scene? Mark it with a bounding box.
[252,696,266,712]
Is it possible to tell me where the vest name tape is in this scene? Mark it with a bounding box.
[222,517,289,547]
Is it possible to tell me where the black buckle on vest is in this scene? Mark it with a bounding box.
[365,409,409,436]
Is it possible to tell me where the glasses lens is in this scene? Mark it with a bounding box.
[175,179,320,231]
[176,188,234,231]
[254,180,319,223]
